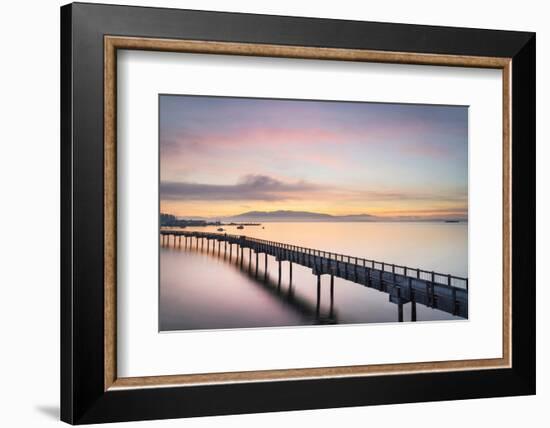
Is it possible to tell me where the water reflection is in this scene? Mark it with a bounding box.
[160,222,465,331]
[162,236,338,327]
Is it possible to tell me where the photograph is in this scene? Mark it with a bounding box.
[54,1,536,425]
[159,94,469,331]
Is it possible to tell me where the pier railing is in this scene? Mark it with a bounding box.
[160,229,468,290]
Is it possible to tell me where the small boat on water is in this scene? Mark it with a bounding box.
[237,225,244,229]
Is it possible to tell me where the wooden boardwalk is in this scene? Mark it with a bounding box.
[160,230,468,320]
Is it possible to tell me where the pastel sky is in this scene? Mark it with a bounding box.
[160,95,468,219]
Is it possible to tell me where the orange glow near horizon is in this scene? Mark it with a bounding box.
[160,200,467,220]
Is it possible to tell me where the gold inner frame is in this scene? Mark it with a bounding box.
[104,35,512,391]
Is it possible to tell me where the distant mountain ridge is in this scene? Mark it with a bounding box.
[215,210,380,222]
[169,210,467,223]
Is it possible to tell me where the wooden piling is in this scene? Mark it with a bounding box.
[316,275,321,317]
[452,287,458,316]
[329,276,334,318]
[289,262,293,285]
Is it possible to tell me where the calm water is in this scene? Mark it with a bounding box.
[160,222,467,331]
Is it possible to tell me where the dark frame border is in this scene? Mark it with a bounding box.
[61,2,535,424]
[104,35,511,390]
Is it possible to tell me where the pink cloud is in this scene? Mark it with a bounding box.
[162,120,439,155]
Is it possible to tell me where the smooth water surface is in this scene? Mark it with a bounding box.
[160,222,467,331]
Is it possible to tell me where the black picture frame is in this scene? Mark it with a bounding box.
[61,2,535,424]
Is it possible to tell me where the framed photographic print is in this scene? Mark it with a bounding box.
[61,2,536,424]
